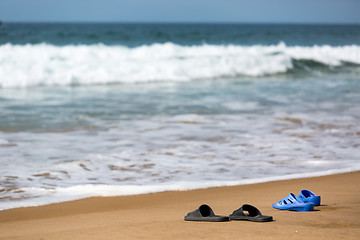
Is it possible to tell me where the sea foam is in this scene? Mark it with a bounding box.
[1,43,360,88]
[1,167,359,210]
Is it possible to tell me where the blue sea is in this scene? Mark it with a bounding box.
[1,23,360,210]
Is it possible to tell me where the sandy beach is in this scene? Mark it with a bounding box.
[0,171,359,240]
[2,23,360,240]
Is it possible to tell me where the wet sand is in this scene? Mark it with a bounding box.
[0,171,359,240]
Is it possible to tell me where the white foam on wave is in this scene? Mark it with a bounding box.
[1,108,360,210]
[1,167,359,211]
[1,43,360,88]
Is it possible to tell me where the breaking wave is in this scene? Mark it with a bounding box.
[1,42,360,88]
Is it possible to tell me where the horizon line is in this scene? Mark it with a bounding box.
[2,20,360,25]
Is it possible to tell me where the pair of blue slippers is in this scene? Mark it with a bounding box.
[272,190,321,212]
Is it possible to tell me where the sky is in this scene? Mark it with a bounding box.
[0,0,360,24]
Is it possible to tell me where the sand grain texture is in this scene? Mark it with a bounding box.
[0,172,359,240]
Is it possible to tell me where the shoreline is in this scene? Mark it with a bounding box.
[0,171,359,239]
[2,167,359,211]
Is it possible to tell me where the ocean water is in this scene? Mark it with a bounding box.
[1,23,360,210]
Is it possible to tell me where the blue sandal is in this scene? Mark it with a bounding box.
[298,189,321,206]
[272,193,314,211]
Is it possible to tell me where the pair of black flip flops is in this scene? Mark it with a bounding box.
[184,204,273,222]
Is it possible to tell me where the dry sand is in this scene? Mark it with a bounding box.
[0,171,359,240]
